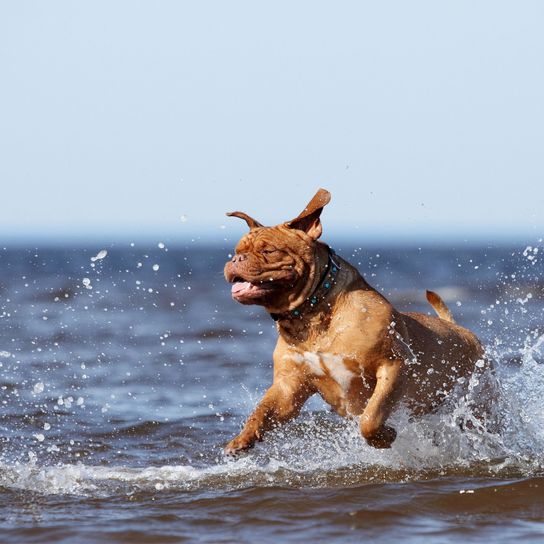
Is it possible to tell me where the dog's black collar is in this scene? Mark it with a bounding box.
[270,247,341,322]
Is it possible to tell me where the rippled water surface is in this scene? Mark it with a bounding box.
[1,241,543,542]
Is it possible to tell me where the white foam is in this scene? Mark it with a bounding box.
[0,393,541,498]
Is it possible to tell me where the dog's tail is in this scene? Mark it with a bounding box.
[425,290,455,323]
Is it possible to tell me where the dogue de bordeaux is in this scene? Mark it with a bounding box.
[223,189,486,453]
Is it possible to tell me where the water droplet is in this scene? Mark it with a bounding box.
[33,382,44,394]
[90,249,108,262]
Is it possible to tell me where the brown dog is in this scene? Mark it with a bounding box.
[224,189,485,453]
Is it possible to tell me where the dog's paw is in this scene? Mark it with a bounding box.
[224,435,255,456]
[365,425,397,449]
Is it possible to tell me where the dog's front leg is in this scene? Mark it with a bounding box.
[225,379,311,455]
[359,359,404,448]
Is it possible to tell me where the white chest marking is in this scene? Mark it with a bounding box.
[287,351,355,392]
[320,353,355,392]
[288,352,323,376]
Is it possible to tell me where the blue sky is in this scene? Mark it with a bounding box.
[1,1,543,243]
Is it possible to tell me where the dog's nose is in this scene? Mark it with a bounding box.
[232,253,248,263]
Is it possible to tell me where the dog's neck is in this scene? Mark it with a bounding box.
[269,243,344,326]
[273,255,372,344]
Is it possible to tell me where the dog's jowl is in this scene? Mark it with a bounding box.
[224,189,487,453]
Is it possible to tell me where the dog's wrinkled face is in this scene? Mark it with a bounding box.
[224,226,315,309]
[224,189,331,313]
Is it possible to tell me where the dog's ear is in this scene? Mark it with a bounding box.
[286,188,331,240]
[226,211,263,230]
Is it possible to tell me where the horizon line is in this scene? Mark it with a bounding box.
[1,226,542,248]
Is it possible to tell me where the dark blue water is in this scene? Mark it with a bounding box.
[0,240,543,542]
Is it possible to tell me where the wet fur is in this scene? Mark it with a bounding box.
[224,189,486,453]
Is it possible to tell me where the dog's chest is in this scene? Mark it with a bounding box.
[287,350,361,414]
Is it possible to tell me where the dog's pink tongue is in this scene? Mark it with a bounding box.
[231,281,252,296]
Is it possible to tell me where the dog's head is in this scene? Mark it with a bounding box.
[224,189,331,313]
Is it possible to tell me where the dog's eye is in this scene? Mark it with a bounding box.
[261,249,278,254]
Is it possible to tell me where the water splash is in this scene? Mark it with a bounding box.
[1,332,543,498]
